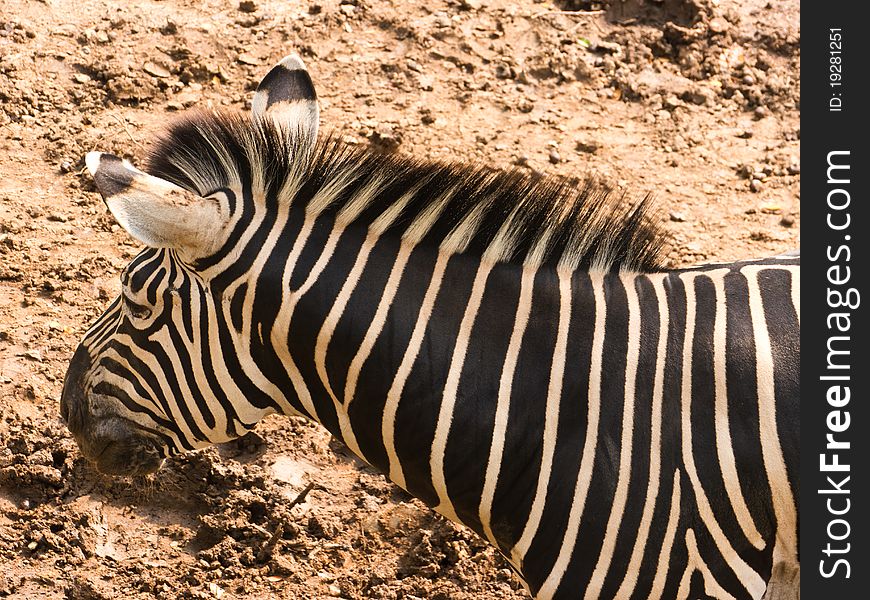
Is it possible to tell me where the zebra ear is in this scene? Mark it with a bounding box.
[86,152,226,259]
[252,54,319,143]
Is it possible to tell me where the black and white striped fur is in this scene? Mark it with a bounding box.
[62,54,800,599]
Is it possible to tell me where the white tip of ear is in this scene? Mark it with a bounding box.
[85,151,103,176]
[278,54,306,71]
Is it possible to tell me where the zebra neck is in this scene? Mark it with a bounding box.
[264,213,595,542]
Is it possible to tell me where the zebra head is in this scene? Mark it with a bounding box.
[60,55,319,476]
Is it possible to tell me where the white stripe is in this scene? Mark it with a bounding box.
[679,272,766,598]
[238,203,298,417]
[382,252,451,490]
[314,234,378,461]
[343,243,414,414]
[511,270,571,562]
[614,274,668,598]
[648,470,683,600]
[677,529,738,600]
[535,272,605,600]
[431,261,495,523]
[584,274,640,598]
[710,271,765,550]
[479,267,536,547]
[269,218,340,421]
[741,265,798,579]
[105,336,201,445]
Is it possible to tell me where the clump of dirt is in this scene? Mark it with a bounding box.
[1,0,798,597]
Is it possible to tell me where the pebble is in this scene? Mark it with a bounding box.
[669,211,687,222]
[575,140,600,154]
[517,99,534,113]
[780,215,795,227]
[742,74,756,86]
[238,0,257,13]
[237,53,260,66]
[73,73,91,84]
[548,149,561,164]
[754,105,770,119]
[708,17,730,34]
[514,155,530,167]
[143,62,170,78]
[749,179,763,193]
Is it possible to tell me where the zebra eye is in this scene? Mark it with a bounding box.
[123,295,153,320]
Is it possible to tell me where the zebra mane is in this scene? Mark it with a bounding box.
[145,110,668,272]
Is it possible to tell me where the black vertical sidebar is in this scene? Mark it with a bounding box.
[801,3,869,598]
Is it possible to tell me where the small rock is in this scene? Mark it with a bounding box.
[237,53,260,66]
[420,109,435,125]
[754,105,770,119]
[60,160,73,173]
[208,583,225,599]
[708,17,730,34]
[73,73,91,84]
[663,95,682,110]
[683,86,713,106]
[669,211,687,222]
[143,62,171,78]
[47,213,67,223]
[22,349,43,362]
[514,155,530,167]
[593,41,622,55]
[749,179,763,193]
[742,74,756,86]
[780,215,795,227]
[548,149,561,164]
[339,4,355,17]
[517,99,534,113]
[575,140,600,154]
[369,124,402,151]
[238,0,257,13]
[787,161,800,175]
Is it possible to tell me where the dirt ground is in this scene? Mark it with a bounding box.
[0,0,799,598]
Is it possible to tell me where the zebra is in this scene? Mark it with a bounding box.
[61,54,800,599]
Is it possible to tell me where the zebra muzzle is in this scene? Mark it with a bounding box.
[61,345,165,477]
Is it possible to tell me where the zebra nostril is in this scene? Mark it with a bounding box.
[95,436,165,477]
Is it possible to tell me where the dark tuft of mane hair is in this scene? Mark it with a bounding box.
[145,110,668,272]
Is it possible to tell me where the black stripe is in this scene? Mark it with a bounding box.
[349,242,439,473]
[393,252,477,508]
[522,270,595,592]
[443,260,521,535]
[557,273,629,596]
